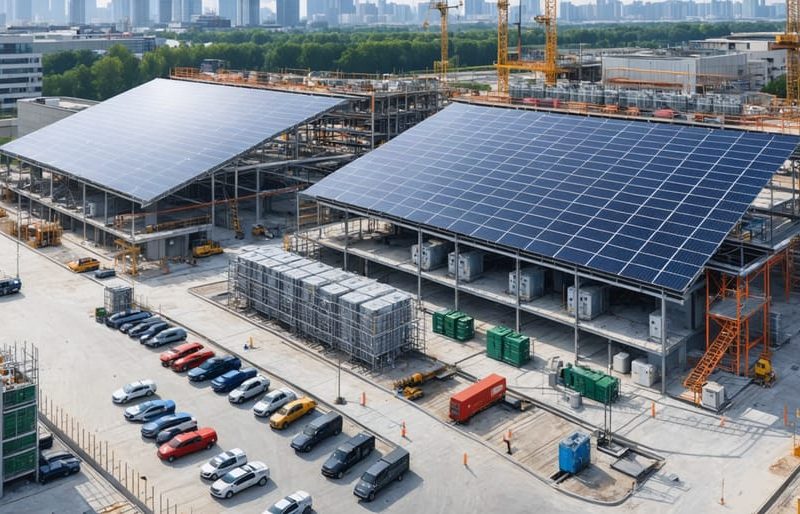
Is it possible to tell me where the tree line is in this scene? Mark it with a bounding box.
[44,21,784,100]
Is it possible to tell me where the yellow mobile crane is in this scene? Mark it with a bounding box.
[425,1,462,83]
[774,0,800,106]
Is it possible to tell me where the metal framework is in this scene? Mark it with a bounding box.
[430,1,461,83]
[774,0,800,105]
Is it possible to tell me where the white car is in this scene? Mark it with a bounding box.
[253,388,296,417]
[200,448,247,481]
[266,490,313,514]
[228,375,270,404]
[210,461,269,499]
[112,379,157,404]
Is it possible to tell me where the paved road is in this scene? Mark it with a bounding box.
[0,238,590,513]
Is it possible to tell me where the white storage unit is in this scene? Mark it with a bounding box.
[448,251,484,282]
[357,282,395,299]
[339,292,374,355]
[508,267,545,301]
[631,358,658,387]
[612,352,631,374]
[701,382,726,410]
[317,283,353,344]
[298,275,329,336]
[649,311,667,340]
[567,285,609,320]
[411,240,451,271]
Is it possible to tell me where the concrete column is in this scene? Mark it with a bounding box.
[343,210,349,271]
[255,170,261,222]
[453,236,460,311]
[574,269,580,364]
[661,291,667,395]
[49,172,53,198]
[82,183,87,241]
[130,200,135,239]
[104,192,108,247]
[515,253,521,333]
[210,173,215,239]
[417,229,422,303]
[607,339,612,374]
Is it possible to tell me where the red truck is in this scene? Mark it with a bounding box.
[449,374,507,423]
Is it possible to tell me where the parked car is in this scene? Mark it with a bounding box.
[155,418,198,445]
[200,448,247,481]
[106,310,151,330]
[172,349,215,372]
[68,257,100,273]
[265,491,313,514]
[112,379,157,404]
[188,355,241,382]
[138,323,171,344]
[269,397,317,430]
[94,268,116,279]
[0,276,22,296]
[210,461,269,499]
[143,327,187,348]
[322,432,376,479]
[124,399,176,422]
[113,312,153,332]
[253,388,296,418]
[160,342,203,368]
[39,456,80,484]
[353,447,410,502]
[141,412,193,438]
[127,317,164,338]
[157,427,217,463]
[291,411,342,453]
[211,367,258,393]
[40,450,79,467]
[228,375,270,404]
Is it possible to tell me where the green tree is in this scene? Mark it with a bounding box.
[92,57,125,100]
[763,75,786,98]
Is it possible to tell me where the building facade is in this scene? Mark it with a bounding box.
[0,36,42,112]
[131,0,150,26]
[68,0,85,25]
[276,0,299,26]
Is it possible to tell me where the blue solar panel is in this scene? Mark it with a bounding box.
[1,79,344,205]
[306,102,800,292]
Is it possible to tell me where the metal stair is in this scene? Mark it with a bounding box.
[229,198,244,239]
[683,320,738,398]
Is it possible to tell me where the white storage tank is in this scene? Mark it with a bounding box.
[612,352,631,374]
[509,267,545,301]
[411,240,451,271]
[649,311,668,340]
[701,382,725,410]
[631,358,658,387]
[567,285,609,320]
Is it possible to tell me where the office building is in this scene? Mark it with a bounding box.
[236,0,259,25]
[277,0,299,26]
[0,35,42,112]
[218,0,236,21]
[132,0,150,25]
[68,0,85,24]
[158,0,172,22]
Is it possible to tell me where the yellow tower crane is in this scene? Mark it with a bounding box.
[775,0,800,106]
[428,0,462,83]
[496,0,559,94]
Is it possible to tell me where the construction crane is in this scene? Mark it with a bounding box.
[496,0,559,94]
[774,0,800,106]
[427,0,462,83]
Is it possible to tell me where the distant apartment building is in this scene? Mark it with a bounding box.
[0,35,42,112]
[31,30,159,56]
[277,0,300,26]
[690,33,786,90]
[158,0,172,23]
[68,0,86,25]
[131,0,150,26]
[218,0,237,22]
[237,0,260,26]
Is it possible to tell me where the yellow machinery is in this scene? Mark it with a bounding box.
[192,241,223,258]
[753,357,777,387]
[392,365,454,401]
[252,224,266,237]
[496,0,559,94]
[774,0,800,105]
[427,0,462,83]
[0,207,6,218]
[114,239,140,276]
[68,257,100,273]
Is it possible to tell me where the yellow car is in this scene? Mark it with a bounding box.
[68,257,100,273]
[269,397,317,430]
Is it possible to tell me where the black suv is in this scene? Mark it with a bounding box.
[322,432,375,479]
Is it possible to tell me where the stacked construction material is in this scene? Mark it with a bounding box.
[561,364,619,404]
[485,326,530,366]
[229,247,421,368]
[432,310,474,342]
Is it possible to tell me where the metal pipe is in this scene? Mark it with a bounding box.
[515,253,521,333]
[343,210,349,271]
[574,269,579,364]
[661,290,667,395]
[417,229,422,302]
[454,235,459,310]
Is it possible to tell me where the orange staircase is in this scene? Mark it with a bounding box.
[683,320,739,400]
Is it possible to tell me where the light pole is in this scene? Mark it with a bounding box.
[335,353,345,405]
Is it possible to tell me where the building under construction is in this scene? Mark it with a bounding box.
[0,72,445,266]
[0,342,39,497]
[295,98,800,403]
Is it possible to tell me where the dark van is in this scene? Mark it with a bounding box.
[353,447,409,502]
[322,431,375,479]
[290,411,343,453]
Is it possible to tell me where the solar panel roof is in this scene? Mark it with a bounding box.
[1,78,344,205]
[306,102,800,293]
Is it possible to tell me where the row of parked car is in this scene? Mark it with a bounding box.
[105,309,188,347]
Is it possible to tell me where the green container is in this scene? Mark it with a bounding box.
[3,405,36,439]
[3,449,36,479]
[432,309,453,335]
[444,311,466,338]
[455,316,474,342]
[3,433,36,455]
[3,385,35,409]
[595,376,620,404]
[562,365,619,403]
[487,326,512,361]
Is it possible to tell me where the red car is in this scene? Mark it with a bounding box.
[157,428,217,462]
[160,342,204,368]
[171,349,215,372]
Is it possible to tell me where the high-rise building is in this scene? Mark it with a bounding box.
[132,0,150,25]
[32,0,49,23]
[307,0,326,18]
[218,0,236,21]
[13,0,32,23]
[158,0,172,22]
[236,0,259,25]
[113,0,132,23]
[464,0,483,17]
[69,0,86,24]
[276,0,299,26]
[51,0,68,23]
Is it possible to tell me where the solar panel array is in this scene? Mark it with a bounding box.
[1,78,344,205]
[307,102,800,292]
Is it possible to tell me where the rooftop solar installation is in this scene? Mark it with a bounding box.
[306,102,800,292]
[1,78,344,205]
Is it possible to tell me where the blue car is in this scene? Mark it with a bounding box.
[187,355,241,382]
[141,412,193,438]
[211,367,258,393]
[123,399,176,422]
[39,458,80,484]
[138,322,170,344]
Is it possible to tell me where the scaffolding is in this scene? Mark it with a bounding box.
[684,250,789,403]
[229,248,422,369]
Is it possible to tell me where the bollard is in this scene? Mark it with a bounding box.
[360,392,366,406]
[719,416,725,427]
[507,429,513,441]
[401,421,406,438]
[785,404,789,427]
[463,452,468,466]
[651,401,656,418]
